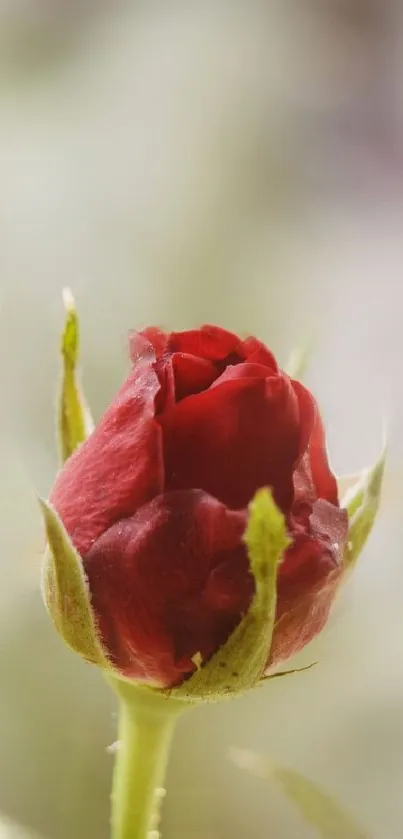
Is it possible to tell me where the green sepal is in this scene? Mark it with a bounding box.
[341,445,386,572]
[337,472,363,509]
[261,661,317,682]
[40,498,111,669]
[165,488,290,703]
[58,288,94,464]
[231,749,370,839]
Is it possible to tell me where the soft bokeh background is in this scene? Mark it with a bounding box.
[1,1,403,837]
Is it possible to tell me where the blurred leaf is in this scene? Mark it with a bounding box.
[0,815,43,838]
[337,472,362,507]
[40,499,110,669]
[285,340,313,380]
[231,749,371,839]
[342,445,386,572]
[170,489,290,702]
[58,288,94,464]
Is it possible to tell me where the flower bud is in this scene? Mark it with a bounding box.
[41,304,385,702]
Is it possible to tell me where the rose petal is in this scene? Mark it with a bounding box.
[159,374,300,511]
[171,353,218,400]
[293,398,339,506]
[172,548,253,673]
[239,336,279,371]
[291,379,317,460]
[308,411,339,503]
[309,499,348,550]
[50,360,164,556]
[204,551,254,613]
[83,490,249,685]
[211,362,275,385]
[152,353,219,414]
[268,551,341,670]
[266,500,348,670]
[153,356,176,414]
[130,327,168,361]
[167,325,241,361]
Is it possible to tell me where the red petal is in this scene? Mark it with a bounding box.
[152,353,218,414]
[130,327,168,361]
[153,356,176,414]
[309,498,348,549]
[171,353,218,400]
[239,336,279,372]
[173,548,253,673]
[210,362,276,385]
[292,379,316,460]
[167,325,241,360]
[82,490,250,686]
[266,500,348,670]
[294,400,339,506]
[159,373,300,511]
[50,360,164,556]
[309,411,339,504]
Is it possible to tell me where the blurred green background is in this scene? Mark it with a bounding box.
[0,2,403,837]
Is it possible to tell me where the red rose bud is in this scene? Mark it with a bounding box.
[42,323,385,701]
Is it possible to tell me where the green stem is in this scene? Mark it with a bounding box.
[109,680,185,839]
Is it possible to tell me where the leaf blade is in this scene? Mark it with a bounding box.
[343,446,386,572]
[231,750,371,839]
[285,340,313,381]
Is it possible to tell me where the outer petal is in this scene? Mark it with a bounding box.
[129,327,168,361]
[82,490,250,686]
[266,500,348,670]
[159,374,301,512]
[293,398,339,506]
[308,411,339,503]
[50,360,164,556]
[291,379,316,461]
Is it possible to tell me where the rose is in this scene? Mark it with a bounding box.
[42,309,384,839]
[49,325,348,688]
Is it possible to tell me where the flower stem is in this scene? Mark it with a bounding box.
[109,680,185,839]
